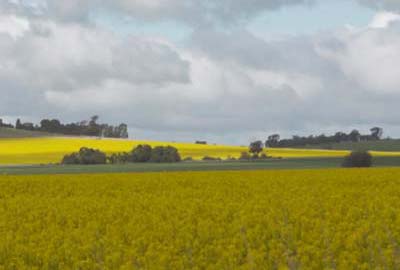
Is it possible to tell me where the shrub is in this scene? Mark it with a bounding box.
[342,151,372,168]
[150,146,181,163]
[183,157,193,162]
[61,147,107,165]
[61,153,80,165]
[260,153,269,159]
[251,154,260,160]
[195,141,207,145]
[131,145,152,162]
[108,152,131,164]
[202,156,222,161]
[239,152,251,161]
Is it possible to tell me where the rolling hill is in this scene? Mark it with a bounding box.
[0,127,57,138]
[291,139,400,152]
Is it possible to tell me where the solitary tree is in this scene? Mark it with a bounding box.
[249,141,263,156]
[15,119,22,129]
[370,127,383,140]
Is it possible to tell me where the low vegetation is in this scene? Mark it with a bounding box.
[62,147,108,165]
[62,145,182,165]
[342,151,373,168]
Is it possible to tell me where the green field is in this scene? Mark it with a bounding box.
[1,156,399,175]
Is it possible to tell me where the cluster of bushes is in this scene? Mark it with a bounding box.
[62,148,107,165]
[239,152,270,161]
[109,145,181,164]
[198,153,271,162]
[62,145,181,165]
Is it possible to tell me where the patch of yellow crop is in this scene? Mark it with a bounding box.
[0,137,399,165]
[1,168,400,268]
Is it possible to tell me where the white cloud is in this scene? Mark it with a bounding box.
[317,21,400,94]
[0,14,29,39]
[369,11,400,28]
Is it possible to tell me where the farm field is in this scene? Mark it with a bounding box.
[1,137,400,166]
[1,156,400,175]
[1,168,400,269]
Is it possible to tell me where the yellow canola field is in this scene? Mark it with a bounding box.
[1,168,400,269]
[0,137,399,165]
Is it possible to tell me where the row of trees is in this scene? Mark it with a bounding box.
[0,119,14,128]
[4,116,129,138]
[62,145,181,165]
[265,127,384,148]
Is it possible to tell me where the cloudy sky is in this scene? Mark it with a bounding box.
[1,0,400,144]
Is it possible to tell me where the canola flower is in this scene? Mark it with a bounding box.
[1,168,400,269]
[0,137,399,165]
[0,137,361,165]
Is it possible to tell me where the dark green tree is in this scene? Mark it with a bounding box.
[150,146,181,163]
[342,151,372,168]
[15,119,22,129]
[249,141,263,156]
[131,145,153,162]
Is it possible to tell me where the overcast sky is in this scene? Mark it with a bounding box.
[1,0,400,144]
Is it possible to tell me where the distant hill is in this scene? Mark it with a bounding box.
[0,127,57,138]
[291,139,400,152]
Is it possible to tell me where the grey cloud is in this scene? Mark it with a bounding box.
[2,0,315,25]
[358,0,400,11]
[3,4,400,143]
[0,18,190,94]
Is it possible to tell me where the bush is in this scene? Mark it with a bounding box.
[183,157,193,162]
[251,154,260,160]
[131,145,152,162]
[260,153,269,160]
[61,153,80,165]
[239,152,251,161]
[62,147,107,165]
[195,141,207,145]
[108,152,131,164]
[150,146,181,163]
[202,156,222,161]
[342,151,372,168]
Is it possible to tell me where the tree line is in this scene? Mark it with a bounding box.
[1,116,128,138]
[62,145,181,165]
[265,127,384,148]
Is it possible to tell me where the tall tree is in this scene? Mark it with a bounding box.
[266,134,280,147]
[370,127,383,140]
[15,119,22,129]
